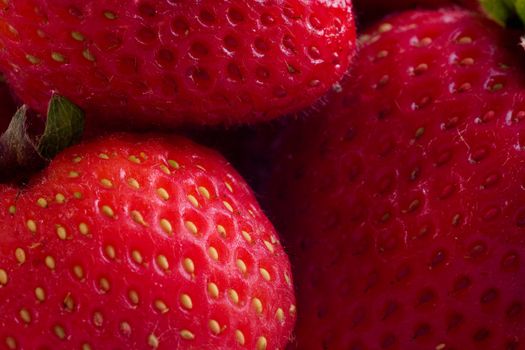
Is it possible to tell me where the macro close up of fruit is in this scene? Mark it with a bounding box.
[1,0,525,349]
[0,0,356,127]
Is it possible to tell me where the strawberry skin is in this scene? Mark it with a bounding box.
[0,1,355,127]
[270,9,525,350]
[0,134,295,349]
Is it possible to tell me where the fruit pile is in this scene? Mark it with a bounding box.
[0,1,524,349]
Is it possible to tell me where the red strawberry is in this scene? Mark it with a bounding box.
[0,1,356,127]
[0,133,295,349]
[270,9,525,350]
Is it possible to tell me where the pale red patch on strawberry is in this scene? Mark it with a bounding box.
[270,9,525,350]
[0,134,295,349]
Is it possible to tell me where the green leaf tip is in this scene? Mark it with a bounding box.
[0,95,85,181]
[37,94,85,160]
[480,0,525,27]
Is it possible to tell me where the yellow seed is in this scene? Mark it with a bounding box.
[56,226,67,240]
[37,198,48,208]
[160,219,173,235]
[8,205,16,214]
[5,337,16,350]
[128,290,139,305]
[183,258,195,274]
[160,164,171,174]
[235,330,245,345]
[252,298,263,315]
[35,287,45,301]
[104,11,117,19]
[208,282,219,298]
[217,225,226,237]
[198,186,210,199]
[26,220,37,233]
[105,245,116,260]
[82,343,92,350]
[19,308,31,323]
[51,52,65,62]
[187,195,199,207]
[15,248,26,264]
[45,256,56,269]
[93,311,103,327]
[236,259,247,274]
[276,308,285,322]
[228,289,239,305]
[157,188,169,200]
[83,49,95,62]
[131,250,143,264]
[185,221,198,235]
[63,294,74,311]
[154,299,169,313]
[120,321,131,335]
[73,265,84,279]
[0,269,7,285]
[54,325,66,339]
[458,36,472,44]
[99,278,110,292]
[131,211,147,226]
[98,153,109,159]
[100,179,113,188]
[225,182,233,192]
[168,160,180,169]
[264,240,275,253]
[208,247,219,261]
[180,329,195,340]
[260,268,271,281]
[128,178,140,189]
[55,193,66,203]
[148,333,159,348]
[209,319,221,335]
[79,223,89,235]
[257,336,268,350]
[156,255,169,271]
[68,171,79,178]
[290,304,297,314]
[223,201,234,212]
[72,156,82,163]
[242,231,252,243]
[101,205,115,218]
[128,155,140,164]
[180,293,193,310]
[71,31,84,41]
[284,272,292,286]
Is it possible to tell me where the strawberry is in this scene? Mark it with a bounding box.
[269,9,525,349]
[0,133,296,348]
[0,0,356,127]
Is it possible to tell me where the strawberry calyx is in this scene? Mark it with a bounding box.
[480,0,525,26]
[0,94,84,181]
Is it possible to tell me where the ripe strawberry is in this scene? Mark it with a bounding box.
[0,134,296,349]
[270,9,525,350]
[0,1,356,127]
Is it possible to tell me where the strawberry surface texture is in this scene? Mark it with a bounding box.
[0,79,15,132]
[270,9,525,350]
[0,0,356,127]
[0,134,296,349]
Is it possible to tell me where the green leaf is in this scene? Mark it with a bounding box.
[0,95,85,181]
[479,0,513,25]
[515,0,525,25]
[37,94,84,160]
